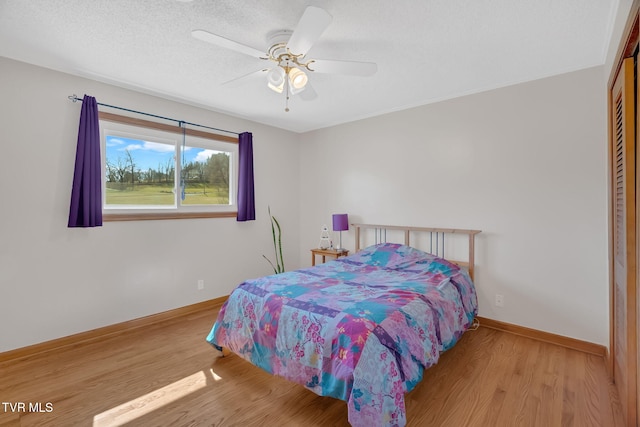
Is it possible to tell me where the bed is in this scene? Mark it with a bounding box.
[207,224,481,427]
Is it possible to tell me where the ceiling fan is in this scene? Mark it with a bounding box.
[192,6,377,111]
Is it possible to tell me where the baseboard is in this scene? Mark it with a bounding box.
[477,316,607,357]
[2,301,606,364]
[0,296,227,364]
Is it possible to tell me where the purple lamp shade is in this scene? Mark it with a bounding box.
[332,214,349,231]
[332,214,348,251]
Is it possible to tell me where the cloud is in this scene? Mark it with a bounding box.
[119,141,175,153]
[144,141,175,152]
[124,143,144,151]
[194,149,221,162]
[106,137,126,147]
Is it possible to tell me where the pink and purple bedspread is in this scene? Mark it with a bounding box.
[207,243,477,427]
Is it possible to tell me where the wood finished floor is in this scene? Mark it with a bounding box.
[0,306,624,427]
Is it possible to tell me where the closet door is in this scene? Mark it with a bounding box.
[611,56,637,426]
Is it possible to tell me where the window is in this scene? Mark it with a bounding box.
[99,112,238,220]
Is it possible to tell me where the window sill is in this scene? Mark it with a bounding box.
[103,211,237,221]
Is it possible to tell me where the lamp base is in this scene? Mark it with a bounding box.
[335,230,346,253]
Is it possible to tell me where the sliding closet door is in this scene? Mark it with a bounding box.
[610,55,637,426]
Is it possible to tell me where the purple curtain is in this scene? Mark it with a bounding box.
[237,131,255,221]
[68,95,102,227]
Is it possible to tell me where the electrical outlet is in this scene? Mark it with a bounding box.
[495,294,504,307]
[197,279,204,290]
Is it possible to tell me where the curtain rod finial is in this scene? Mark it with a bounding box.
[68,94,81,103]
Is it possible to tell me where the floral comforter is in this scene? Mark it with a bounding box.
[207,243,477,427]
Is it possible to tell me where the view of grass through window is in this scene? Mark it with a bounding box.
[105,135,230,206]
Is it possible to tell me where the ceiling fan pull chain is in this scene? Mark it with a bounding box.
[285,77,290,112]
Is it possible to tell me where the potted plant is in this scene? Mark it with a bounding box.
[263,206,285,274]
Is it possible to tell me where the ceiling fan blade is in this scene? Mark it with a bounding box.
[222,68,269,88]
[286,6,332,56]
[192,29,266,59]
[308,59,377,76]
[299,83,318,101]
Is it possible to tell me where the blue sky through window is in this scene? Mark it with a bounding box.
[106,135,221,171]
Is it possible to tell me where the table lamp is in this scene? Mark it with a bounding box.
[332,214,348,251]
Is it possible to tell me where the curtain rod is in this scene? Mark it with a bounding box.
[67,94,240,136]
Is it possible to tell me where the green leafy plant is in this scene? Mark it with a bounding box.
[263,206,285,274]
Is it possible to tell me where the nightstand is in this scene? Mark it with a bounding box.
[311,248,349,266]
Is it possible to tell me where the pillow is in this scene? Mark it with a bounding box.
[346,243,459,273]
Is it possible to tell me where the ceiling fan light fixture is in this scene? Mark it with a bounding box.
[267,67,285,93]
[288,67,308,89]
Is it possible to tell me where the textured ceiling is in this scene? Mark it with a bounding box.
[0,0,617,133]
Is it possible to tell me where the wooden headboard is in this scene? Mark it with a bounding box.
[351,224,481,280]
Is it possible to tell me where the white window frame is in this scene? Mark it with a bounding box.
[98,113,239,221]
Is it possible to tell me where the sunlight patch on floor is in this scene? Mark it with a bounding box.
[93,370,211,426]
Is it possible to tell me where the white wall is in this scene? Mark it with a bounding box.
[0,57,301,353]
[299,65,609,345]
